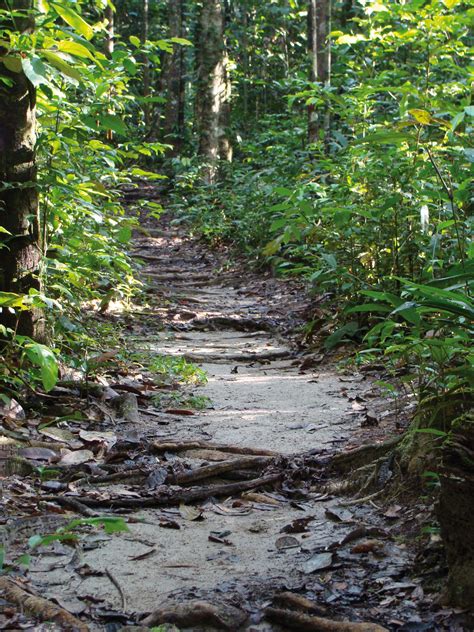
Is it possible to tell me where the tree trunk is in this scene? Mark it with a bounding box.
[308,0,331,147]
[195,0,232,183]
[162,0,186,155]
[0,0,44,339]
[141,0,151,129]
[104,3,114,56]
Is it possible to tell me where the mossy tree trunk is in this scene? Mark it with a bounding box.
[0,0,44,339]
[195,0,232,183]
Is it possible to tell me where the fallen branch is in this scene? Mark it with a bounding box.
[152,440,277,457]
[0,577,89,631]
[265,607,388,632]
[142,600,247,630]
[62,473,282,509]
[82,468,146,485]
[40,495,98,517]
[175,456,272,485]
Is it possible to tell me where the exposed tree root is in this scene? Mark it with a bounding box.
[59,473,282,509]
[273,591,328,616]
[265,606,388,631]
[174,455,272,485]
[330,436,401,473]
[183,350,290,363]
[185,315,277,332]
[152,440,278,457]
[141,599,247,629]
[0,577,89,631]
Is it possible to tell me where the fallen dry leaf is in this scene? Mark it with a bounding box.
[59,449,94,466]
[179,503,204,521]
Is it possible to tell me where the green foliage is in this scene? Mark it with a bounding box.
[171,0,472,429]
[148,354,208,386]
[0,0,171,395]
[152,391,211,411]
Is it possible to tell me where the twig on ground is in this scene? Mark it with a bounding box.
[105,567,127,611]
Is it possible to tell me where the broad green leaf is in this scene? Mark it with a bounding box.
[117,226,132,244]
[129,35,141,47]
[67,516,129,534]
[57,41,101,67]
[408,109,432,125]
[24,343,59,392]
[262,236,283,256]
[353,130,413,145]
[346,303,391,314]
[170,37,193,46]
[41,51,81,82]
[101,114,128,134]
[22,56,49,86]
[51,3,94,40]
[336,33,366,45]
[0,292,25,308]
[324,322,359,350]
[1,56,22,73]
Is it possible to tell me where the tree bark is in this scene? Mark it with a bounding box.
[162,0,186,155]
[308,0,331,147]
[195,0,232,183]
[104,3,114,56]
[0,0,44,339]
[141,0,151,129]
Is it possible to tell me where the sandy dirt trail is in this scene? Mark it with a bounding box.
[7,216,449,631]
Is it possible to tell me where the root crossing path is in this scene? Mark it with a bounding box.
[11,214,446,631]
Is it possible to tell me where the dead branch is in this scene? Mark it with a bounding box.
[40,495,98,517]
[152,440,278,457]
[83,468,146,485]
[265,607,388,632]
[175,456,272,485]
[0,577,89,631]
[142,599,247,630]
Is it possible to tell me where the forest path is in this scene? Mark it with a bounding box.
[55,217,369,619]
[14,213,436,630]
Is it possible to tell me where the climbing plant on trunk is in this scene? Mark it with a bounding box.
[0,0,44,339]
